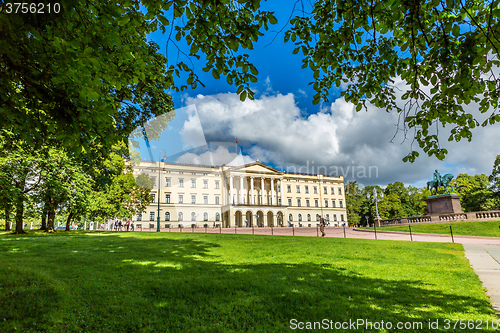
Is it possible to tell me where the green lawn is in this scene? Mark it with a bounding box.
[370,220,500,237]
[0,231,497,332]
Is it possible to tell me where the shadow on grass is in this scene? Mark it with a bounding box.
[0,232,496,332]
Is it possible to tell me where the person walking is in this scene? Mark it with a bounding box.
[319,216,326,237]
[126,220,130,231]
[131,221,135,231]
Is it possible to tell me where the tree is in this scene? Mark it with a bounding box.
[286,0,500,161]
[0,0,277,159]
[450,173,496,212]
[489,154,500,209]
[376,193,405,219]
[345,181,369,226]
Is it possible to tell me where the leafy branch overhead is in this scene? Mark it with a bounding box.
[284,0,500,161]
[2,0,500,163]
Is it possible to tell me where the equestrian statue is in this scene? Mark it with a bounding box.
[426,170,455,195]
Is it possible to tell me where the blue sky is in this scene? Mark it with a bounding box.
[135,2,500,188]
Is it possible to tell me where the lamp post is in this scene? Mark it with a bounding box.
[373,187,380,220]
[157,150,167,232]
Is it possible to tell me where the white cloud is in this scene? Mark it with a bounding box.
[183,84,500,186]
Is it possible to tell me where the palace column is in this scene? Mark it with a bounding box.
[240,176,244,204]
[230,176,234,205]
[261,178,265,205]
[251,177,255,205]
[271,178,275,205]
[280,178,284,206]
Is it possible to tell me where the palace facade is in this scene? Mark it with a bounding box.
[132,161,347,228]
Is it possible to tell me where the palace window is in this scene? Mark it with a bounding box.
[307,214,311,221]
[191,195,196,204]
[288,198,292,206]
[203,195,208,205]
[316,215,320,221]
[324,199,328,207]
[315,199,319,207]
[339,200,343,208]
[136,212,142,221]
[191,179,196,188]
[179,178,184,187]
[166,178,171,187]
[306,199,310,207]
[331,187,334,195]
[332,200,336,207]
[298,214,302,222]
[341,214,344,221]
[149,212,155,221]
[338,188,342,195]
[178,212,183,221]
[287,185,291,193]
[203,212,208,221]
[297,198,301,207]
[191,212,196,221]
[296,185,300,193]
[289,214,293,222]
[334,215,337,221]
[203,180,208,189]
[215,180,220,189]
[215,213,220,221]
[215,196,220,205]
[165,194,170,203]
[178,194,184,204]
[165,212,170,221]
[305,186,309,194]
[151,193,156,203]
[314,186,318,194]
[324,186,328,194]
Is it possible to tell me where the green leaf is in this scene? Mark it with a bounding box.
[212,70,220,80]
[240,91,247,101]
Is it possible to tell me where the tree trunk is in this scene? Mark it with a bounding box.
[40,206,48,231]
[65,211,75,231]
[14,199,26,234]
[46,203,56,233]
[4,207,11,231]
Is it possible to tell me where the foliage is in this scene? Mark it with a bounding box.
[0,232,497,332]
[285,0,500,161]
[135,173,155,190]
[0,0,279,158]
[450,173,496,212]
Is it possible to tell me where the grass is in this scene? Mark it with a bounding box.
[368,220,500,238]
[0,231,497,332]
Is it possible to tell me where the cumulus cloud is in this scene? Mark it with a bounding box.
[182,83,500,186]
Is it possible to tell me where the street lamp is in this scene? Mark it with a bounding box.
[373,187,380,220]
[157,150,167,232]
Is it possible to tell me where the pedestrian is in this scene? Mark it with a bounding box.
[131,221,135,231]
[118,220,123,231]
[213,222,216,228]
[319,216,326,237]
[126,220,130,231]
[114,220,118,231]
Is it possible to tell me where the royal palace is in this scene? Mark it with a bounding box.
[132,161,347,228]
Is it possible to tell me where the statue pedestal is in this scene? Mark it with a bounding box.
[426,194,463,215]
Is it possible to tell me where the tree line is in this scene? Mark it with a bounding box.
[0,137,155,233]
[346,155,500,226]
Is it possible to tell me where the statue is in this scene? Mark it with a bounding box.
[427,170,455,195]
